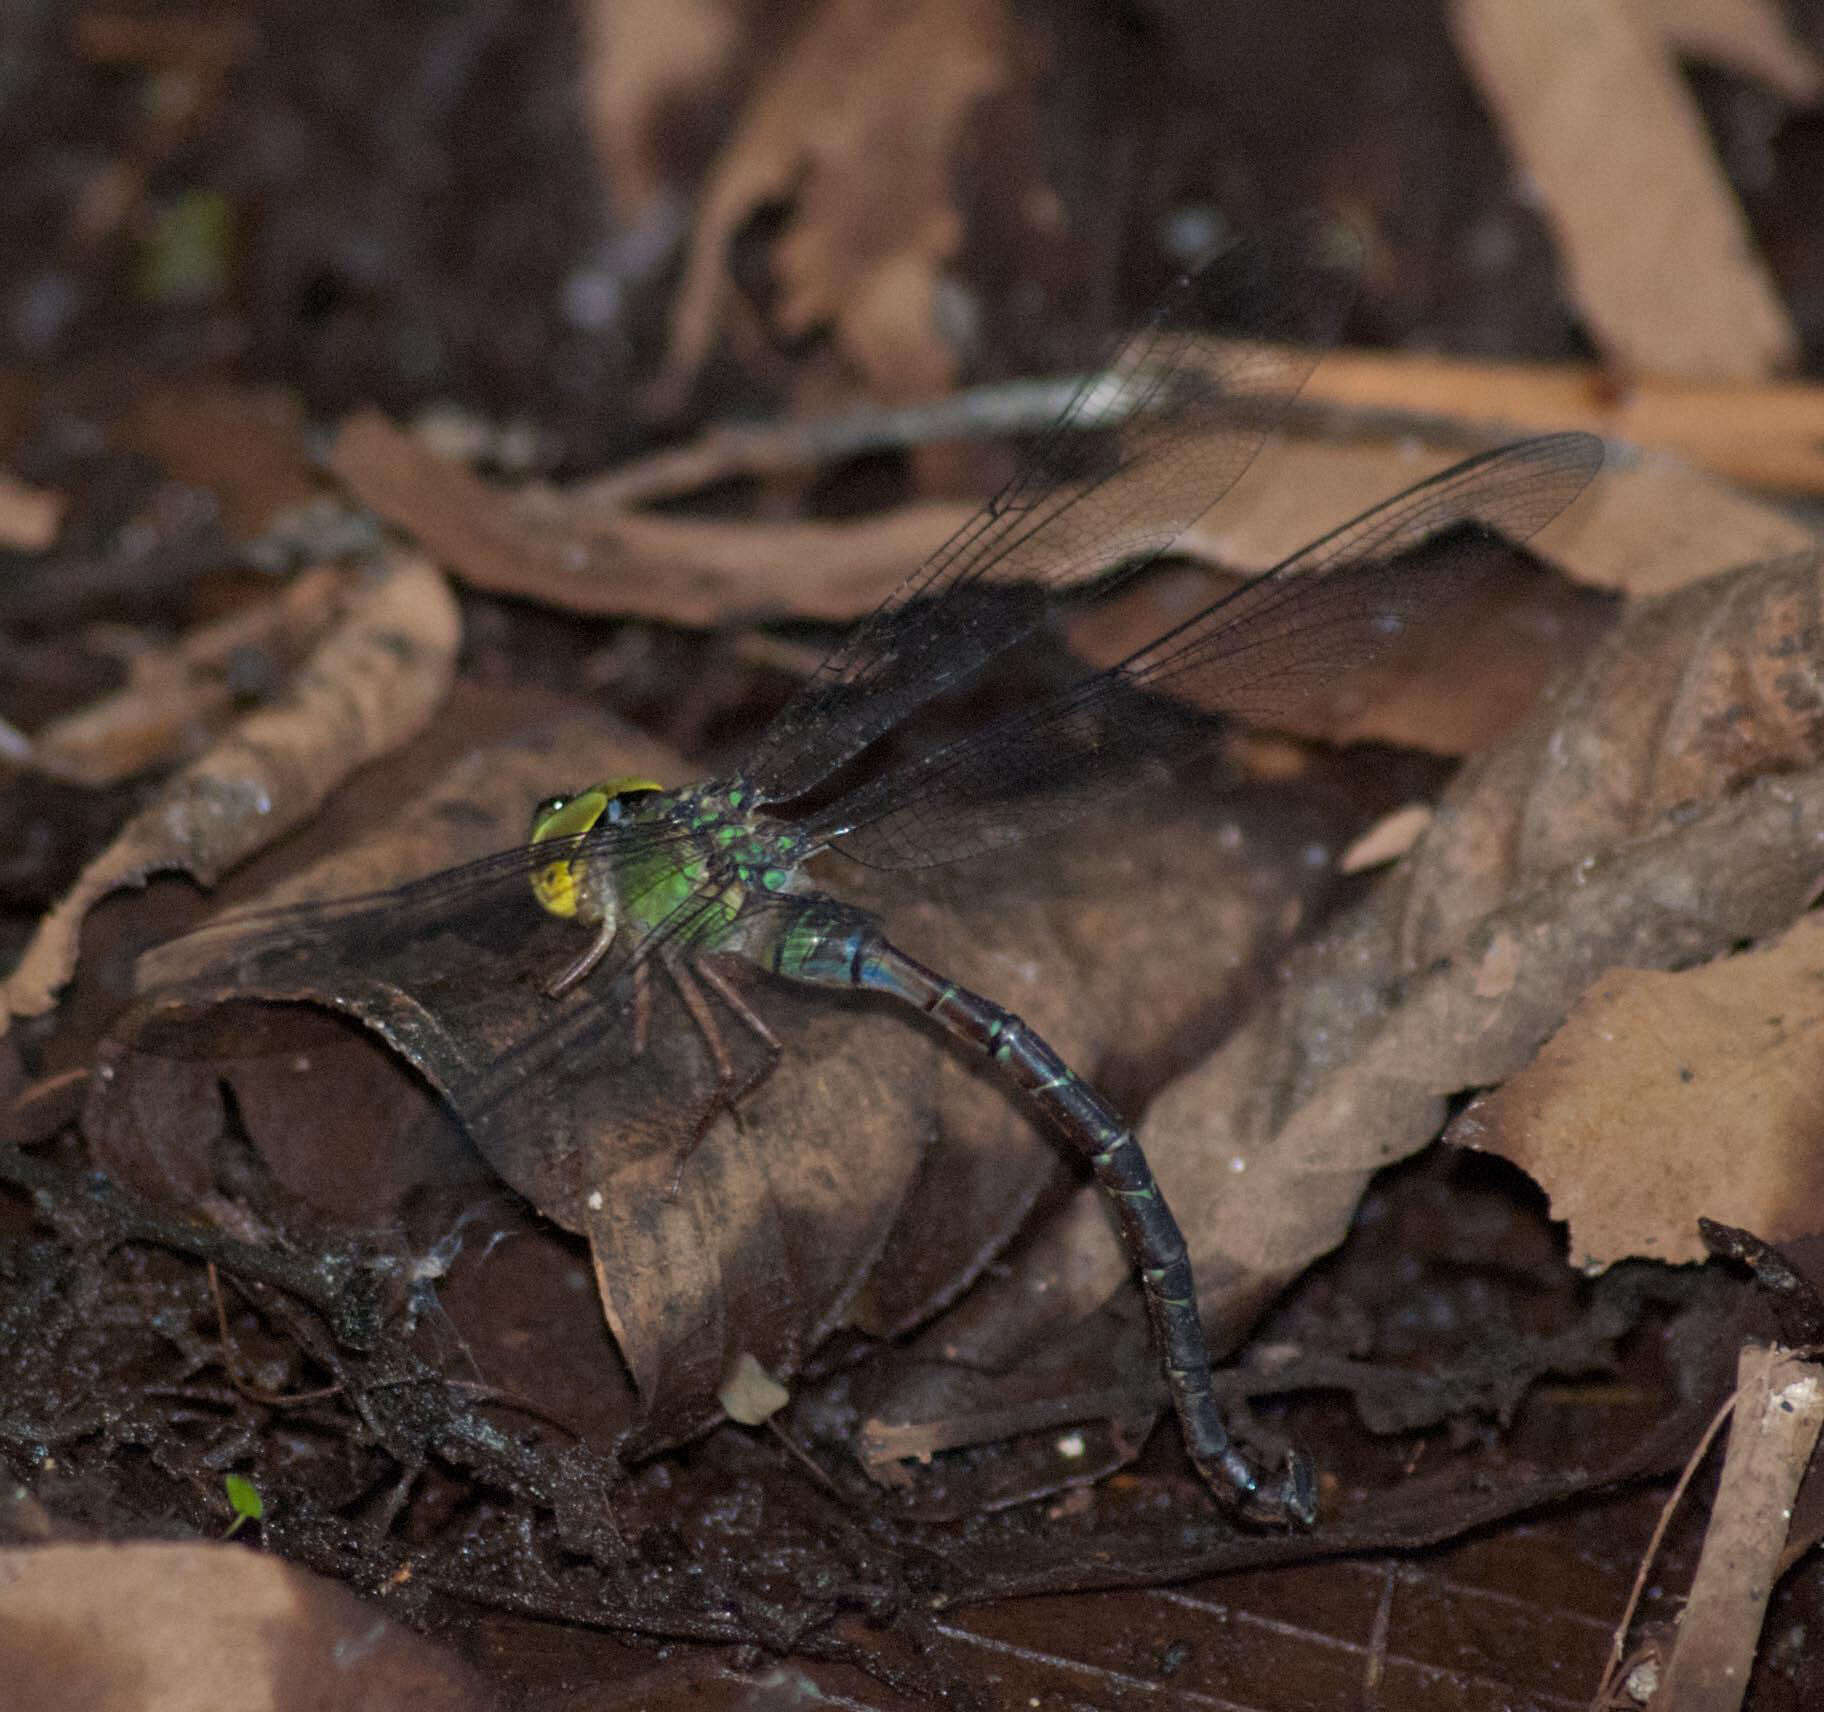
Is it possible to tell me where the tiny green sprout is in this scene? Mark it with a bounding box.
[223,1473,265,1538]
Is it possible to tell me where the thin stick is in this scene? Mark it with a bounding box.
[1590,1342,1824,1711]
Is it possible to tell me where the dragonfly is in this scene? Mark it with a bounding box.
[149,216,1601,1525]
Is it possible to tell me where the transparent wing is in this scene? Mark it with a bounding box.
[812,432,1602,869]
[139,817,712,991]
[736,212,1362,806]
[136,816,771,1204]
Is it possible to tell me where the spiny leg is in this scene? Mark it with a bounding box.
[659,952,782,1197]
[695,955,783,1100]
[546,915,614,998]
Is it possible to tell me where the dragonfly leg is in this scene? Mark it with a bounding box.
[695,956,784,1068]
[546,917,614,998]
[659,953,782,1198]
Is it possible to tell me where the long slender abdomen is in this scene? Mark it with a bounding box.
[781,910,1312,1523]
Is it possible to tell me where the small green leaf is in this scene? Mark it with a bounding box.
[135,189,234,304]
[223,1473,264,1537]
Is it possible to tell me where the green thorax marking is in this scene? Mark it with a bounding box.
[528,777,813,950]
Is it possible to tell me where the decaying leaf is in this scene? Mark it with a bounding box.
[28,564,350,787]
[1651,0,1823,102]
[0,467,64,550]
[2,554,458,1027]
[1455,916,1824,1268]
[576,0,751,218]
[657,0,1015,405]
[110,380,321,541]
[859,547,1824,1460]
[1185,433,1814,598]
[111,711,1338,1459]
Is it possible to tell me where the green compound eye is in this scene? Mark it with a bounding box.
[604,784,662,822]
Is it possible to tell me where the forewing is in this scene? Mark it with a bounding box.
[737,213,1361,806]
[817,433,1602,869]
[137,815,731,1213]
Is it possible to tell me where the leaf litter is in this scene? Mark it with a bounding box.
[854,542,1824,1506]
[10,6,1824,1691]
[14,312,1824,1707]
[11,352,1824,1707]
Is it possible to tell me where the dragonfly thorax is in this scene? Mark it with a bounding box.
[528,776,813,958]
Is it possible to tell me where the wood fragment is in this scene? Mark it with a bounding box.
[1654,1345,1824,1710]
[1301,348,1824,495]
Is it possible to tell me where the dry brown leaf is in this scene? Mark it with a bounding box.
[2,554,458,1026]
[658,0,1014,405]
[328,408,972,626]
[866,550,1824,1447]
[29,565,350,786]
[1189,425,1812,597]
[1650,0,1823,102]
[1456,919,1824,1268]
[576,0,754,217]
[0,1543,487,1712]
[1450,0,1798,380]
[1549,448,1815,594]
[1396,550,1824,957]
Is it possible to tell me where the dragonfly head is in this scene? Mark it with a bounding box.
[528,776,663,922]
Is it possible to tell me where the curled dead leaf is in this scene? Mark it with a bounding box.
[657,0,1015,407]
[1450,0,1798,381]
[328,408,971,627]
[28,564,350,787]
[3,554,459,1027]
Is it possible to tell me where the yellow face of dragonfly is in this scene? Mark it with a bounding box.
[528,776,661,921]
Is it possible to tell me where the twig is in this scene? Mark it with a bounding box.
[1589,1342,1824,1711]
[1589,1384,1740,1710]
[1653,1344,1824,1710]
